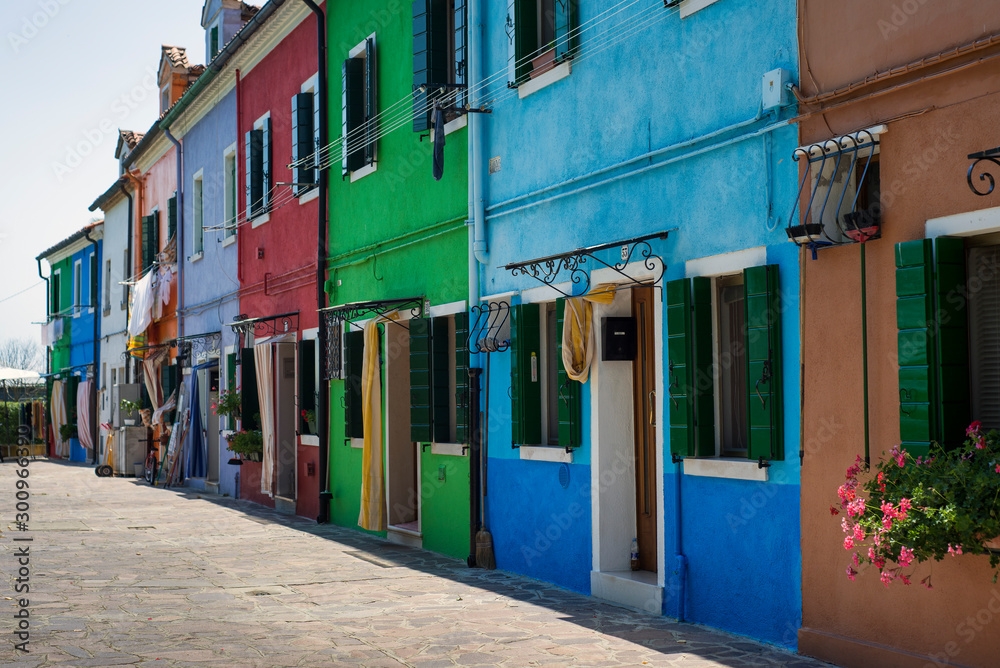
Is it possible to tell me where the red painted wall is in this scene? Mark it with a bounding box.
[238,11,320,521]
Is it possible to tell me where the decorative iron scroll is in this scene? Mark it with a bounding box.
[786,129,880,250]
[504,231,671,298]
[228,311,299,349]
[967,145,1000,196]
[176,332,221,362]
[319,298,423,380]
[468,301,511,354]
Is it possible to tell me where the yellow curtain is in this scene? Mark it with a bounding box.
[562,284,617,383]
[358,318,386,532]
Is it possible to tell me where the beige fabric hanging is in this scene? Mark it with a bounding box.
[358,312,398,532]
[561,284,618,383]
[254,341,275,497]
[50,379,68,457]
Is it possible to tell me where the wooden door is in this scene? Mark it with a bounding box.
[632,286,658,572]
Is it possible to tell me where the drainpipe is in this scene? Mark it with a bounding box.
[470,0,487,265]
[164,127,184,345]
[674,464,687,621]
[236,68,244,284]
[83,228,100,465]
[120,181,134,383]
[302,0,331,524]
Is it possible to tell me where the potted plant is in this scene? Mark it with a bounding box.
[834,421,1000,588]
[213,389,241,423]
[225,429,263,464]
[120,399,141,426]
[301,409,317,435]
[58,422,77,442]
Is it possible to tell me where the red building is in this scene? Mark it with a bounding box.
[233,3,322,519]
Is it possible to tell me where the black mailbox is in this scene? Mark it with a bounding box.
[601,317,636,361]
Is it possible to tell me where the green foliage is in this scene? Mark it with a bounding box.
[119,399,141,414]
[225,429,262,459]
[59,422,78,442]
[213,389,241,420]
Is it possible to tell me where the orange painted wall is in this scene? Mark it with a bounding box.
[798,3,1000,666]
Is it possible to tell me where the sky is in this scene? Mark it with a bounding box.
[0,0,208,346]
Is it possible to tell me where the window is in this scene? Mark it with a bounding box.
[292,77,319,197]
[104,258,111,314]
[210,24,219,59]
[74,259,82,313]
[223,144,237,238]
[193,173,204,255]
[89,251,98,309]
[245,113,271,220]
[667,265,784,462]
[141,210,160,271]
[509,300,580,449]
[506,0,578,87]
[298,338,317,436]
[168,193,177,241]
[52,270,61,315]
[408,313,470,444]
[412,0,467,132]
[160,86,170,114]
[342,35,377,179]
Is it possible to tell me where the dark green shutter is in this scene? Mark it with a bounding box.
[344,330,364,439]
[454,311,470,444]
[691,277,715,455]
[262,117,271,210]
[245,130,252,214]
[292,92,315,196]
[412,0,448,133]
[248,129,263,217]
[167,194,177,241]
[554,0,578,62]
[432,316,451,443]
[210,26,219,57]
[896,239,937,456]
[226,352,236,393]
[410,318,433,442]
[934,237,970,447]
[241,348,261,431]
[298,339,316,433]
[342,58,365,174]
[141,215,152,270]
[667,279,697,457]
[511,303,541,446]
[744,265,783,462]
[364,38,376,167]
[556,299,581,449]
[507,0,536,87]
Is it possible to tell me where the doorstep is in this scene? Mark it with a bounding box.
[591,570,662,615]
[387,523,422,549]
[186,477,207,492]
[204,481,219,494]
[274,496,296,515]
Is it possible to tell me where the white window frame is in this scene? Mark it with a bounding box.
[192,168,205,260]
[73,259,82,317]
[251,112,271,227]
[347,34,378,183]
[425,300,468,455]
[222,142,237,246]
[300,327,320,446]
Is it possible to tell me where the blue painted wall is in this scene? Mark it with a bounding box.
[69,242,101,373]
[175,87,241,497]
[478,0,801,648]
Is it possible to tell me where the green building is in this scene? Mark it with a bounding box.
[323,0,472,559]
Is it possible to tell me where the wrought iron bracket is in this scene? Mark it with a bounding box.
[468,301,511,354]
[320,298,423,380]
[503,231,672,298]
[227,312,299,349]
[967,145,1000,196]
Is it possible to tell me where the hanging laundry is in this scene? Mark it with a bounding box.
[159,264,174,308]
[77,380,93,451]
[128,271,155,337]
[432,102,445,181]
[53,317,64,341]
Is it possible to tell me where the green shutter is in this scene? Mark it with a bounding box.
[691,277,715,456]
[744,265,783,462]
[226,352,236,393]
[292,92,315,195]
[344,330,365,439]
[412,0,448,133]
[210,26,219,57]
[507,0,536,87]
[298,339,316,433]
[432,316,451,443]
[141,215,152,270]
[556,298,581,449]
[248,129,264,217]
[454,311,470,444]
[262,117,271,210]
[240,348,261,431]
[410,318,433,442]
[934,237,970,447]
[554,0,578,62]
[667,278,714,457]
[342,58,365,174]
[167,195,177,242]
[364,38,376,167]
[896,239,937,456]
[511,303,541,446]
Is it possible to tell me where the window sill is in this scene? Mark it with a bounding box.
[189,251,203,263]
[298,188,319,205]
[251,212,270,228]
[429,114,468,144]
[518,61,572,100]
[350,437,363,449]
[350,162,377,183]
[428,442,467,457]
[300,435,319,446]
[221,234,237,248]
[680,0,722,18]
[683,457,769,482]
[519,445,573,464]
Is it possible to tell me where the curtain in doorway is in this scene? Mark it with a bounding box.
[359,317,388,532]
[255,342,275,497]
[142,347,167,413]
[184,360,218,480]
[76,379,93,451]
[562,284,618,383]
[50,380,67,457]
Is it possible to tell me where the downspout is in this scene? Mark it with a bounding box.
[470,0,487,266]
[674,463,687,621]
[83,228,100,465]
[119,182,134,383]
[302,0,331,524]
[236,69,243,283]
[164,127,184,345]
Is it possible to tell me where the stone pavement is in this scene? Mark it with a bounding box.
[0,460,833,668]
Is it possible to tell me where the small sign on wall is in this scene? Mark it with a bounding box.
[489,156,501,174]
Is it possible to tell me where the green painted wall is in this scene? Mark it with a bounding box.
[49,255,73,373]
[326,0,470,559]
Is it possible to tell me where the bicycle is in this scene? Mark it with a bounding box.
[143,451,158,485]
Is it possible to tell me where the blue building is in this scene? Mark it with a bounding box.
[473,0,801,647]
